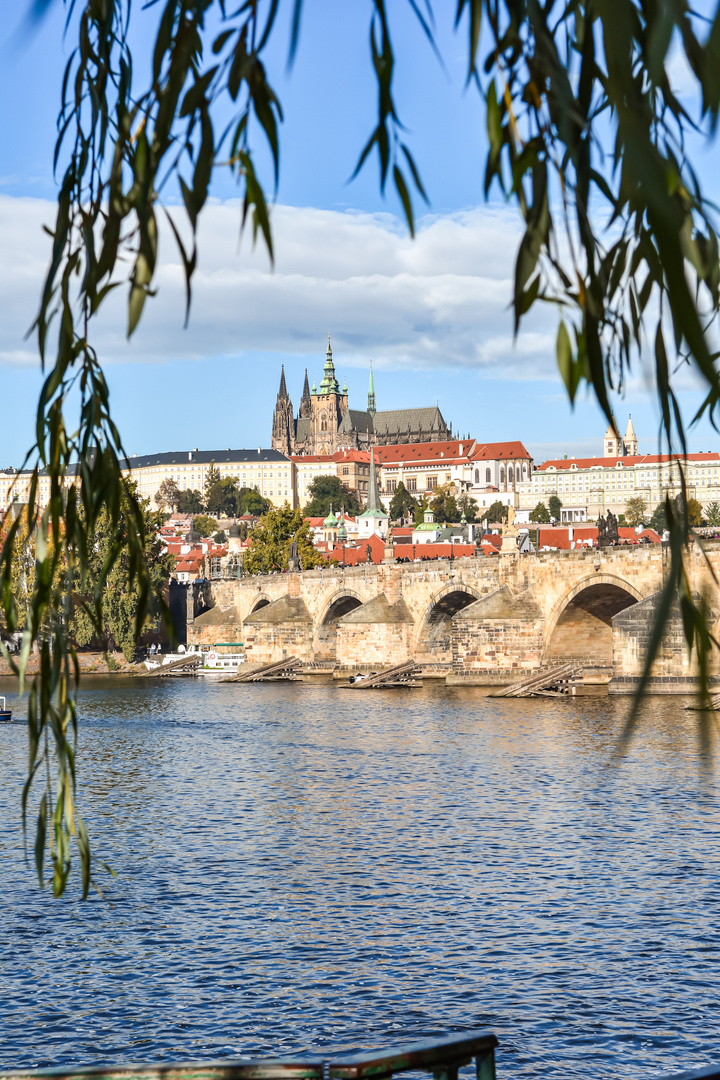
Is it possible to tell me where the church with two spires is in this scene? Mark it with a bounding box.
[271,337,451,457]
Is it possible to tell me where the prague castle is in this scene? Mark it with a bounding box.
[272,337,450,456]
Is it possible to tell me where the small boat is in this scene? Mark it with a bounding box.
[143,646,202,672]
[199,644,246,676]
[0,697,12,722]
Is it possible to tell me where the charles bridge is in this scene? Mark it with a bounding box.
[182,543,720,690]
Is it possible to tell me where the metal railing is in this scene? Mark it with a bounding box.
[3,1031,720,1080]
[0,1032,498,1080]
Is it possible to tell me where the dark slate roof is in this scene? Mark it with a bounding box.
[338,409,373,435]
[295,417,311,443]
[373,406,447,435]
[125,448,290,468]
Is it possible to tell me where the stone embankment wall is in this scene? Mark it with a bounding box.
[184,543,720,688]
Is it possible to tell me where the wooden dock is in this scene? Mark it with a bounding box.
[140,654,202,677]
[490,662,582,698]
[228,657,303,682]
[686,693,720,711]
[341,661,422,689]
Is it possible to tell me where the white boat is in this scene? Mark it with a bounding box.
[0,696,12,722]
[143,646,202,672]
[198,644,246,676]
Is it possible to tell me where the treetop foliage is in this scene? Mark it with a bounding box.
[303,475,360,517]
[243,505,324,573]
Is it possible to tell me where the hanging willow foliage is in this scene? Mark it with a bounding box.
[7,0,720,893]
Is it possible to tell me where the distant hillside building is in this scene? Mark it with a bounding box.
[272,336,450,456]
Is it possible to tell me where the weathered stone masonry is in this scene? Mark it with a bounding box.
[187,543,720,688]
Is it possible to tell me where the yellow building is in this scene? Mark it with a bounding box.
[124,448,295,510]
[0,449,296,515]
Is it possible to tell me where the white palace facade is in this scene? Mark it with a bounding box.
[516,417,720,522]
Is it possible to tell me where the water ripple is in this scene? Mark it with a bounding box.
[0,678,719,1078]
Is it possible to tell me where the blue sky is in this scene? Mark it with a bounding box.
[1,1,719,468]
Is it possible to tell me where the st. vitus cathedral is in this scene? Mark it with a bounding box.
[271,337,450,456]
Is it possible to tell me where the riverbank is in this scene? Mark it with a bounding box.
[0,651,143,676]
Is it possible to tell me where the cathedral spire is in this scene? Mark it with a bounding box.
[367,360,376,417]
[299,368,312,418]
[319,333,339,395]
[272,364,294,454]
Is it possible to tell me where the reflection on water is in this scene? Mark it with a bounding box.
[0,678,719,1078]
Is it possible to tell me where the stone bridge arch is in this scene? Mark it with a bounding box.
[235,592,274,624]
[544,573,645,664]
[314,589,364,663]
[416,582,487,666]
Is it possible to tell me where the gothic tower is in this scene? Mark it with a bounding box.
[603,416,623,457]
[299,369,312,419]
[271,365,294,454]
[311,335,346,455]
[624,415,638,456]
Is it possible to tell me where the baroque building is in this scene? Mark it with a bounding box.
[272,337,450,456]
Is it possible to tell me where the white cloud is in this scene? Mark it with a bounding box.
[0,194,559,378]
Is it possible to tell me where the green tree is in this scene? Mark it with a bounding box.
[0,515,37,637]
[193,514,218,537]
[71,494,174,663]
[243,506,324,573]
[238,488,272,517]
[625,497,648,527]
[206,475,242,517]
[457,492,479,523]
[177,489,204,514]
[389,481,418,522]
[155,478,181,512]
[414,496,430,526]
[213,531,227,544]
[17,0,720,891]
[705,501,720,527]
[204,463,222,501]
[486,501,508,524]
[304,475,360,517]
[687,498,703,528]
[650,504,668,533]
[430,485,459,523]
[529,502,550,524]
[548,496,562,522]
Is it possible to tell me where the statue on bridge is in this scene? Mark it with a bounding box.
[597,509,619,548]
[287,537,301,572]
[500,503,519,554]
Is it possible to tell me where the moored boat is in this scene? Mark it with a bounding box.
[143,646,202,672]
[0,696,12,722]
[199,643,246,676]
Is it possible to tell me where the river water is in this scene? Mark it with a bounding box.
[1,677,719,1078]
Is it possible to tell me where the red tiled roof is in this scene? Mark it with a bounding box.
[333,450,370,463]
[536,452,720,471]
[469,441,532,461]
[374,440,476,464]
